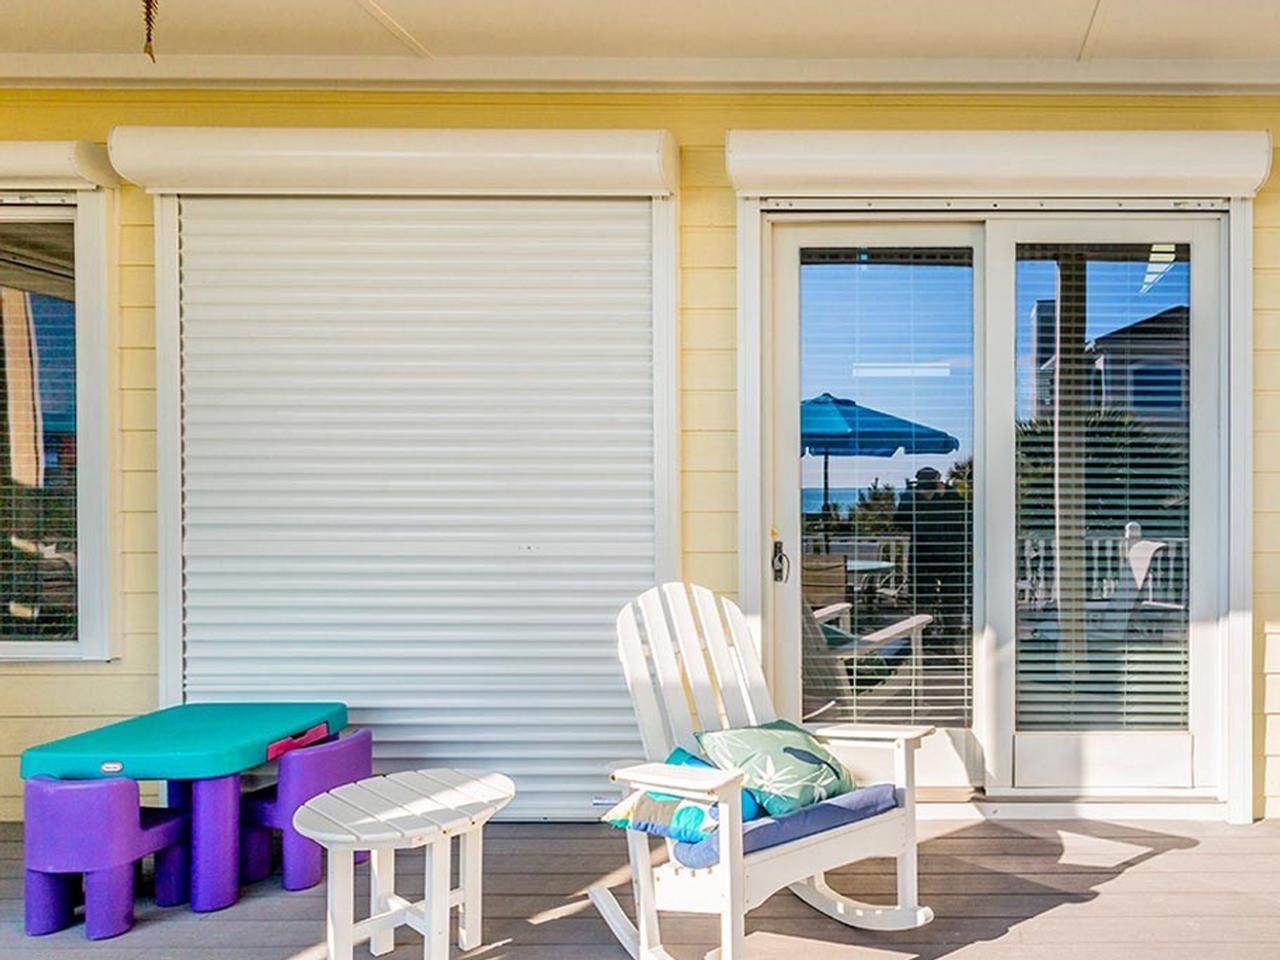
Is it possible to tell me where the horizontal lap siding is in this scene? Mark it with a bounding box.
[0,90,1277,817]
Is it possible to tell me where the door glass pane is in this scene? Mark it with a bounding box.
[1015,243,1190,731]
[799,247,974,727]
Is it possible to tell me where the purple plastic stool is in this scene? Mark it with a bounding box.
[24,776,188,940]
[239,728,373,890]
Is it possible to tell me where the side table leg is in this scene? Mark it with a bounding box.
[190,773,241,912]
[327,848,355,960]
[458,829,483,950]
[424,839,450,960]
[369,847,396,956]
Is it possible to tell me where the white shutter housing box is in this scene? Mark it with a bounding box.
[109,127,678,197]
[0,140,119,192]
[725,129,1272,198]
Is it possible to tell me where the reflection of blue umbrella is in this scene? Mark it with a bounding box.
[801,392,960,511]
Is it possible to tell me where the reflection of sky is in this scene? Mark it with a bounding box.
[801,254,1191,495]
[800,259,973,491]
[1014,259,1189,420]
[28,293,76,435]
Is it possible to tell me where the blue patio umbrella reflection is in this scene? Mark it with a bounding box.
[801,392,960,511]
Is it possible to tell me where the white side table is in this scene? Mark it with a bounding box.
[294,768,515,960]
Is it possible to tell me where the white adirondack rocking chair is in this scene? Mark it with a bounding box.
[588,582,934,960]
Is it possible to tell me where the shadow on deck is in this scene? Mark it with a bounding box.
[3,816,1280,959]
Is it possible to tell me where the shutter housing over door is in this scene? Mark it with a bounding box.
[177,196,658,819]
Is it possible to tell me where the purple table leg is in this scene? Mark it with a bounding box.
[190,773,241,912]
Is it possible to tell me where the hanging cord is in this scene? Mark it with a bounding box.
[142,0,158,62]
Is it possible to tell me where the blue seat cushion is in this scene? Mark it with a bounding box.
[671,781,899,869]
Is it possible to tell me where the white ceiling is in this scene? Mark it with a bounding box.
[6,0,1280,89]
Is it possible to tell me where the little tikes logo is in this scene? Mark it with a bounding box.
[100,761,123,774]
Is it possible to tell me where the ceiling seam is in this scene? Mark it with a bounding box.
[1077,0,1104,62]
[350,0,433,59]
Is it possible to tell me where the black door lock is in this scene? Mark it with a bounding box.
[771,539,790,583]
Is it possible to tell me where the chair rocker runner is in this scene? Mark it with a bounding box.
[588,582,934,960]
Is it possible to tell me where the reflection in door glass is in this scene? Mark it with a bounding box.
[799,248,973,728]
[1015,243,1191,731]
[0,221,77,643]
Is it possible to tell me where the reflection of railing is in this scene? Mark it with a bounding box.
[1017,535,1188,607]
[802,532,1188,610]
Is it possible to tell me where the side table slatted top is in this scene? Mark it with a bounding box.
[294,769,513,849]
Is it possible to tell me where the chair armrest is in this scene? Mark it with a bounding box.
[610,762,744,801]
[821,613,932,660]
[812,601,853,623]
[807,722,934,747]
[862,613,932,646]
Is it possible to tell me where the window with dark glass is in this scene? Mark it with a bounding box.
[0,221,77,642]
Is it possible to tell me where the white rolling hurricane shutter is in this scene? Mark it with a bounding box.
[177,196,656,819]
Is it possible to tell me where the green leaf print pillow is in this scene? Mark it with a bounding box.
[696,719,854,817]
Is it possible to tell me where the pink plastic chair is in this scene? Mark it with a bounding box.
[239,727,373,890]
[24,776,188,939]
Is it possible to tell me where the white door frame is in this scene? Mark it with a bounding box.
[738,201,1254,821]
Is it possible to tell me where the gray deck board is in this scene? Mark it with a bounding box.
[2,818,1279,958]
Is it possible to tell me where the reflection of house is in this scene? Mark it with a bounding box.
[1030,299,1189,420]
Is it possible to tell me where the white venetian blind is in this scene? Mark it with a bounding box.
[177,196,656,819]
[797,247,975,731]
[1014,242,1191,731]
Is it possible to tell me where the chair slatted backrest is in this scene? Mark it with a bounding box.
[617,582,776,759]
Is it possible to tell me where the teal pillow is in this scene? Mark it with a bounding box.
[696,719,854,817]
[603,789,718,844]
[602,746,765,842]
[666,746,764,821]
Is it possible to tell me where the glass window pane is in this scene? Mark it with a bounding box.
[799,247,974,728]
[0,221,77,642]
[1015,242,1190,731]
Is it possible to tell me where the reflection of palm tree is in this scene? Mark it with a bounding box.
[1017,409,1187,538]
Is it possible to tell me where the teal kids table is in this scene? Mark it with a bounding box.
[22,701,348,912]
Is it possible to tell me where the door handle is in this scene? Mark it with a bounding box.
[772,539,791,583]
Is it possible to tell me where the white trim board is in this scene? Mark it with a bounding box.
[154,193,182,705]
[13,53,1280,92]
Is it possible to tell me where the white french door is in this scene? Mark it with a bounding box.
[769,213,1226,795]
[986,217,1222,792]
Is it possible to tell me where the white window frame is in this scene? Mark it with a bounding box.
[729,129,1270,823]
[0,141,120,661]
[106,126,682,706]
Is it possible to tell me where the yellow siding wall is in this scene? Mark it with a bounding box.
[0,89,1278,819]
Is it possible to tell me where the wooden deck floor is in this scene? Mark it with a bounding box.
[4,817,1280,960]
